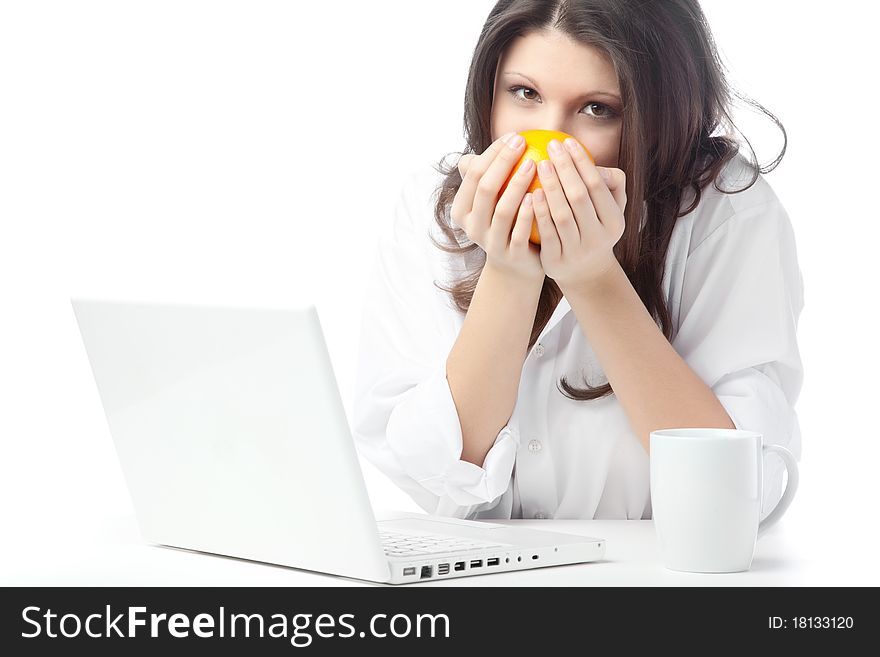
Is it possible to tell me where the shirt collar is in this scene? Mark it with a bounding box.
[536,293,572,345]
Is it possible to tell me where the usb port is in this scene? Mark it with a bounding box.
[487,557,500,566]
[470,559,483,568]
[420,565,432,579]
[437,563,450,575]
[403,567,416,576]
[454,561,465,571]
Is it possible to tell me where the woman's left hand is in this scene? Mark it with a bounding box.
[533,138,628,290]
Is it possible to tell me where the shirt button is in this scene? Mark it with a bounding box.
[534,512,547,519]
[533,343,545,358]
[528,439,542,453]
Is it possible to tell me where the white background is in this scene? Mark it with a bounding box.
[1,1,878,584]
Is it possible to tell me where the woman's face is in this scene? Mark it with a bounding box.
[491,29,623,168]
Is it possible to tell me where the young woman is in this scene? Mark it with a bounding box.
[352,0,803,521]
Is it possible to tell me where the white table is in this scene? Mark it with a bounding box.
[1,510,843,586]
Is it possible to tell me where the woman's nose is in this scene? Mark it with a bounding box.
[535,115,575,137]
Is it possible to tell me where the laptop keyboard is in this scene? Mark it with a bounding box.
[379,530,514,557]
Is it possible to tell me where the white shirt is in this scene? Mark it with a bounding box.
[352,153,804,521]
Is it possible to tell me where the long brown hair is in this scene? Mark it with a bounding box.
[429,0,786,401]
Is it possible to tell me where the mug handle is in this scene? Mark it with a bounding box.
[757,444,799,538]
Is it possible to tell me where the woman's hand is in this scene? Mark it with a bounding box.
[451,133,544,284]
[532,138,628,290]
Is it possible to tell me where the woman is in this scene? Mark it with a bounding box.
[352,0,803,521]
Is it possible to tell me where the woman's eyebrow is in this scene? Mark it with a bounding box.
[504,70,621,103]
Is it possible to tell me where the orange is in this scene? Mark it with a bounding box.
[498,129,594,245]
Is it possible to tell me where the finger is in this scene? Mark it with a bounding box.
[457,153,476,179]
[509,192,534,247]
[536,159,580,250]
[597,166,628,213]
[492,158,536,241]
[452,132,517,222]
[547,139,601,243]
[563,138,627,231]
[533,188,561,259]
[470,133,527,230]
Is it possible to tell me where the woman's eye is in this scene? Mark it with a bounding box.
[507,86,618,121]
[510,85,539,103]
[585,102,613,119]
[509,85,539,103]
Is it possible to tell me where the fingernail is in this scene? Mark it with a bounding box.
[599,168,611,181]
[508,134,524,149]
[501,131,515,143]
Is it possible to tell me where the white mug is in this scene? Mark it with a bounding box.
[649,428,799,573]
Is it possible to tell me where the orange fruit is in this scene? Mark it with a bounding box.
[499,129,594,245]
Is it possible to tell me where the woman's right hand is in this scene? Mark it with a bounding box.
[451,133,544,283]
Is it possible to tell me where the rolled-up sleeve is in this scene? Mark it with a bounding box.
[351,166,517,518]
[672,196,805,520]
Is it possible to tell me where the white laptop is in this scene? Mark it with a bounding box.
[71,298,606,584]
